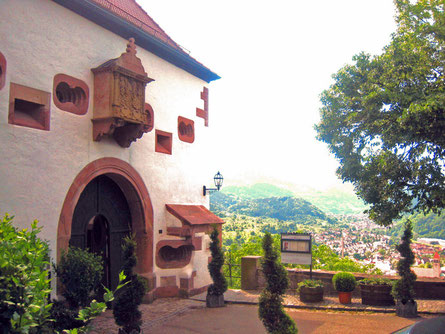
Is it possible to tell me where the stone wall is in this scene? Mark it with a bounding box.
[245,257,445,299]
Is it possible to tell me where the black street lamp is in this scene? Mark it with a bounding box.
[203,171,223,196]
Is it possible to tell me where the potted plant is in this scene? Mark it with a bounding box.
[392,221,417,318]
[332,272,356,304]
[359,278,394,306]
[297,279,324,303]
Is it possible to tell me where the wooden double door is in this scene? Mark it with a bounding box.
[70,175,131,289]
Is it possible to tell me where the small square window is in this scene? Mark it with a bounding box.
[155,130,172,155]
[8,83,50,131]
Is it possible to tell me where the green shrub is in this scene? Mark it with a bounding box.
[360,278,393,286]
[0,213,52,333]
[297,279,323,292]
[258,232,298,334]
[332,272,356,292]
[49,300,84,332]
[392,221,417,303]
[113,235,147,334]
[207,227,228,296]
[54,246,103,309]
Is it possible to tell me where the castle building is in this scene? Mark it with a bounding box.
[0,0,223,299]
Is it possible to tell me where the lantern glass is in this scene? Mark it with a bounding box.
[214,171,223,190]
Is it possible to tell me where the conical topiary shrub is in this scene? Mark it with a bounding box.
[113,235,147,333]
[206,227,228,307]
[392,220,417,318]
[258,232,298,334]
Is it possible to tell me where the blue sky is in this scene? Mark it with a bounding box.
[140,0,397,191]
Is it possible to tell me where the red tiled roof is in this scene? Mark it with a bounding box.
[90,0,185,54]
[166,204,224,226]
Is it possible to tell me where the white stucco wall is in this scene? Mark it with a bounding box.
[0,0,215,290]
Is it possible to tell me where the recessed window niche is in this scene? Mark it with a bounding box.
[178,116,194,143]
[0,52,6,90]
[8,83,50,131]
[53,74,89,115]
[155,130,172,154]
[156,240,194,269]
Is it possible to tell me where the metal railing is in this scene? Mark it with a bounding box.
[223,251,241,288]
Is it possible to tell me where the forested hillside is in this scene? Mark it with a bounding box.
[388,212,445,239]
[210,192,337,226]
[220,183,368,215]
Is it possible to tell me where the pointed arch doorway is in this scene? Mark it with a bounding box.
[57,158,154,291]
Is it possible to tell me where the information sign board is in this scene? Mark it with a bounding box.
[281,233,312,265]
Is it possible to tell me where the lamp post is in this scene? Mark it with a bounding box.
[203,171,223,196]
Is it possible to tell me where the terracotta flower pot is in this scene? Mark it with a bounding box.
[338,291,352,304]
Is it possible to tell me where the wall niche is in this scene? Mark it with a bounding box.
[91,38,154,148]
[0,52,6,90]
[53,74,89,115]
[178,116,194,143]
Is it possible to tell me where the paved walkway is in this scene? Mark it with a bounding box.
[89,289,445,333]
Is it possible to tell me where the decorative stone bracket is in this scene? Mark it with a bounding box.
[91,38,154,147]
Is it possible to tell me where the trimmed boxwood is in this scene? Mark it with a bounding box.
[332,272,356,292]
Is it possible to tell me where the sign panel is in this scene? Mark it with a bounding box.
[281,233,312,265]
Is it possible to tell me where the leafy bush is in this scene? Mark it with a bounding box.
[332,272,356,292]
[54,246,103,309]
[297,279,323,292]
[0,213,52,333]
[113,235,147,334]
[207,227,228,296]
[49,300,84,332]
[360,278,393,286]
[392,221,417,303]
[258,232,298,334]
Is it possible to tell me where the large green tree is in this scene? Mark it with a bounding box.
[316,0,445,226]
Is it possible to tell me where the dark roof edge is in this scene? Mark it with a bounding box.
[52,0,221,83]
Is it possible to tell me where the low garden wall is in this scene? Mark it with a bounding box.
[241,256,445,299]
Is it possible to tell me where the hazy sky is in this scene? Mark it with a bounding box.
[139,0,397,190]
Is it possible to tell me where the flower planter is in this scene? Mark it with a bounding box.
[338,291,352,304]
[360,284,395,306]
[299,286,324,303]
[206,294,225,308]
[396,300,418,318]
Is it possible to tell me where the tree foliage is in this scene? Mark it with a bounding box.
[0,214,52,333]
[207,228,228,296]
[315,0,445,226]
[392,221,417,303]
[258,233,298,334]
[113,235,147,334]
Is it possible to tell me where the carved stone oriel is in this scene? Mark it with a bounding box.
[91,38,154,147]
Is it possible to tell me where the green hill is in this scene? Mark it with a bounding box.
[388,211,445,239]
[210,192,337,226]
[222,183,294,199]
[220,182,368,215]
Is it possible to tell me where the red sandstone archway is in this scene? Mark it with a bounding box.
[57,157,153,279]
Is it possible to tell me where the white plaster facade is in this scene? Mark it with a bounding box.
[0,0,220,296]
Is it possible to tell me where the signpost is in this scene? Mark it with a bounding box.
[281,233,313,278]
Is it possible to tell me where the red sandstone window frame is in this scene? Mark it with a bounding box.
[155,129,172,155]
[8,83,51,131]
[53,73,89,115]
